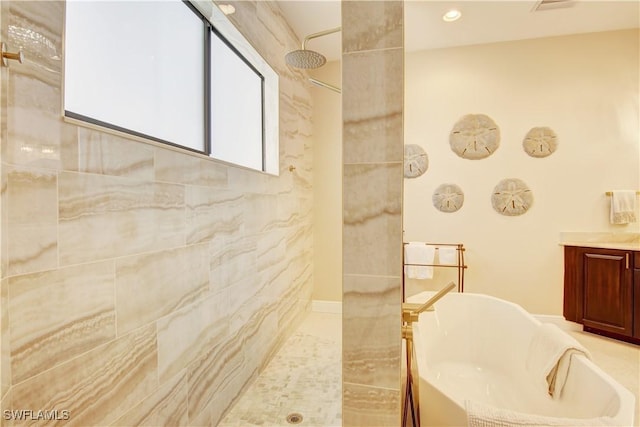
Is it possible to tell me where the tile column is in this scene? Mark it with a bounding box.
[341,2,404,426]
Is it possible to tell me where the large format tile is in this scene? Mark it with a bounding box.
[343,382,400,427]
[342,1,403,54]
[8,261,115,384]
[58,171,185,265]
[115,244,210,336]
[186,187,244,245]
[154,147,227,188]
[156,293,230,384]
[1,278,9,399]
[74,127,154,180]
[11,324,157,427]
[343,275,401,389]
[111,372,189,427]
[0,2,315,427]
[6,167,57,276]
[343,163,403,276]
[343,48,403,164]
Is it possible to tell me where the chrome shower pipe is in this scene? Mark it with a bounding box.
[301,26,341,50]
[308,77,341,94]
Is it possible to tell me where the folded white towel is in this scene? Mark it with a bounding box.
[438,246,458,265]
[610,190,637,224]
[525,323,591,398]
[465,400,616,427]
[404,242,435,279]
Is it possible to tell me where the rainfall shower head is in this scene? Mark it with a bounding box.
[285,49,327,69]
[284,26,341,70]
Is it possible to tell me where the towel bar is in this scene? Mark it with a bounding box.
[605,191,640,196]
[402,242,467,297]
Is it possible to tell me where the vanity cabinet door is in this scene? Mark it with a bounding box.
[582,249,633,337]
[634,267,640,339]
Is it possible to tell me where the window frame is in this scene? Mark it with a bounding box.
[62,0,279,175]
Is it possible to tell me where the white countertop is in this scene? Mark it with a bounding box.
[559,232,640,251]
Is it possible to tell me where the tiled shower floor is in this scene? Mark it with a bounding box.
[218,312,342,427]
[218,310,640,427]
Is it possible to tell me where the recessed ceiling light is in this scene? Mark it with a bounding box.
[218,4,236,15]
[442,9,462,22]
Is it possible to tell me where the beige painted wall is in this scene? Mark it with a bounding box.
[404,29,639,314]
[312,29,640,313]
[311,60,342,302]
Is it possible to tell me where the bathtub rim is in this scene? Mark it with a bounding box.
[409,291,636,426]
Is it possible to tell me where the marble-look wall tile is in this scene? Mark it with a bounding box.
[209,235,258,292]
[342,2,403,425]
[343,49,404,164]
[8,261,115,384]
[154,147,227,188]
[1,0,314,424]
[11,324,157,427]
[1,389,11,427]
[115,244,210,336]
[255,229,287,275]
[343,382,401,427]
[156,293,229,384]
[111,372,188,427]
[186,326,248,422]
[6,71,76,170]
[5,1,76,172]
[58,171,185,265]
[73,127,155,180]
[243,193,279,234]
[1,164,7,280]
[343,275,401,388]
[6,166,57,276]
[342,1,403,53]
[1,278,9,399]
[186,187,244,245]
[226,166,268,195]
[8,2,63,81]
[343,163,403,276]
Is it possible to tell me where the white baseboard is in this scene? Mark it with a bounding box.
[533,314,582,332]
[312,300,342,314]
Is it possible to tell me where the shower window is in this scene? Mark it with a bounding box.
[64,0,205,151]
[63,0,279,175]
[210,28,265,171]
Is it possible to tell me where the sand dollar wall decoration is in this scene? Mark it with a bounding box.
[450,114,500,160]
[523,127,558,158]
[432,184,464,213]
[491,178,533,216]
[404,144,428,178]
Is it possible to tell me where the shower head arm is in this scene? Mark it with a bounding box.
[308,77,341,94]
[302,26,341,50]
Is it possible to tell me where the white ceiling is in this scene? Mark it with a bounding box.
[277,0,640,62]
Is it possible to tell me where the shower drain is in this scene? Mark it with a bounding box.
[286,412,303,424]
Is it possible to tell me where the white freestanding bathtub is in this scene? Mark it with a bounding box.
[409,292,635,427]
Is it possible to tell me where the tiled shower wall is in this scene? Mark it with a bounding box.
[341,1,404,426]
[0,1,314,425]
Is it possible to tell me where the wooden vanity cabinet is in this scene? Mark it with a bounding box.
[635,252,640,339]
[564,246,638,344]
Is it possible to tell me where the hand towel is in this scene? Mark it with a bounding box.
[465,400,616,427]
[610,190,637,224]
[525,323,591,398]
[404,242,435,279]
[438,246,458,265]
